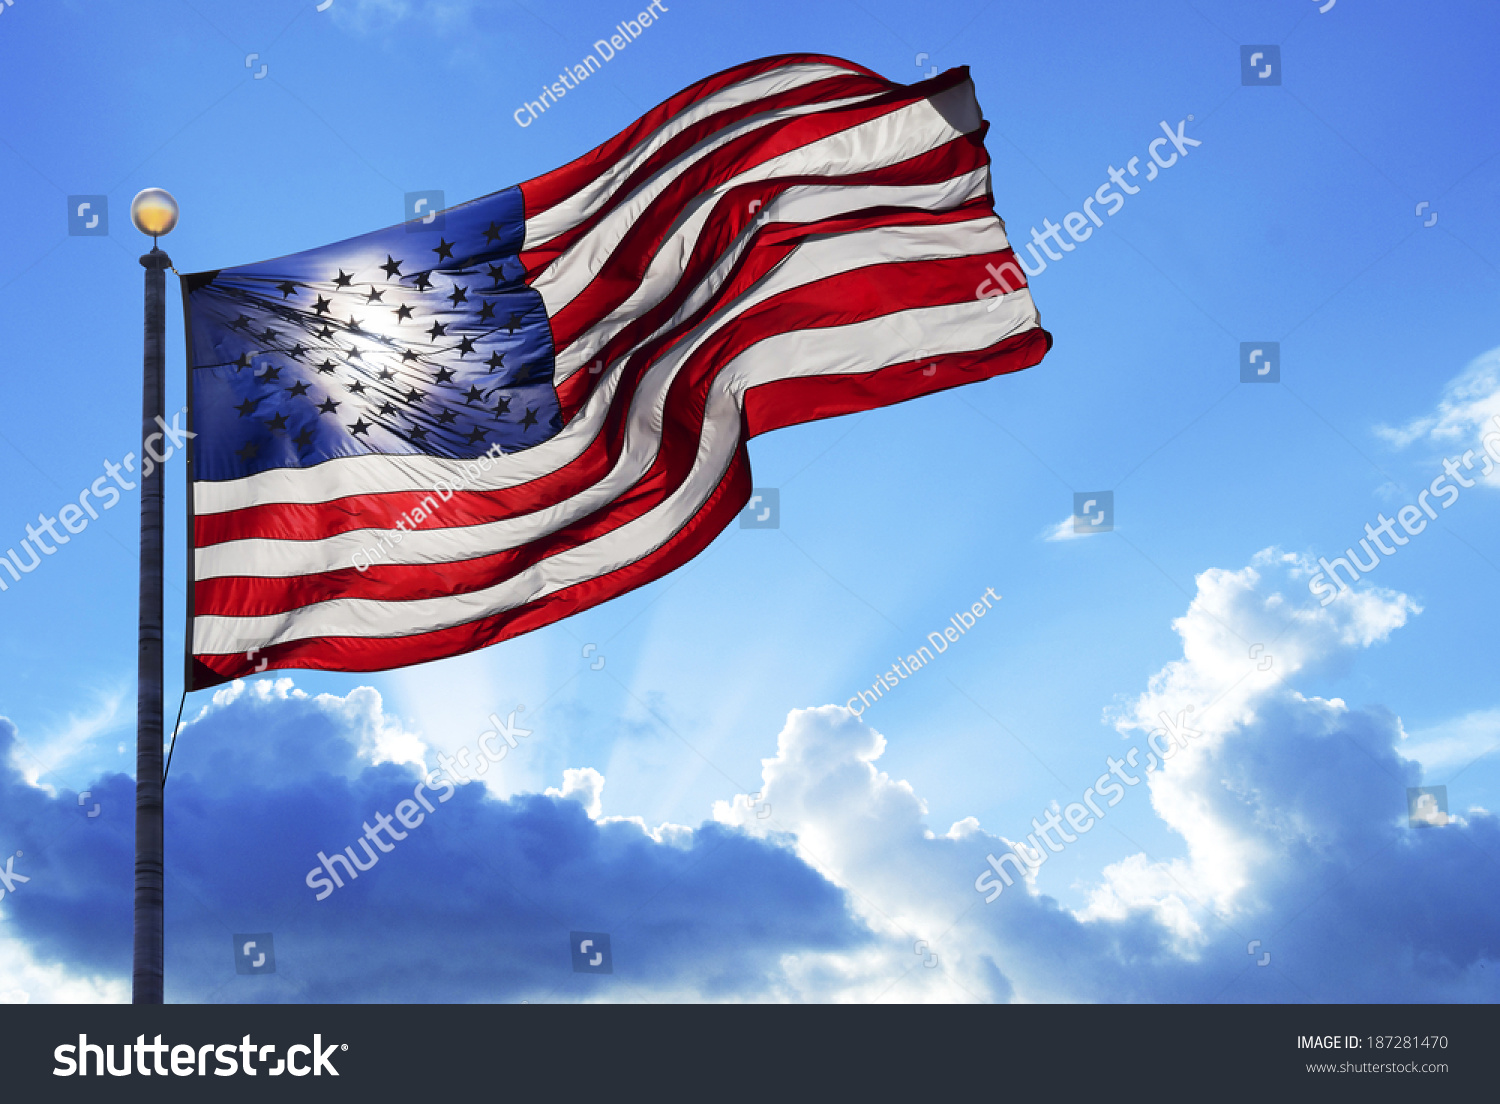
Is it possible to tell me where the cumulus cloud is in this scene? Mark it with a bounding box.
[718,550,1498,1001]
[0,684,865,1003]
[1084,552,1422,927]
[2,552,1496,1003]
[546,767,606,820]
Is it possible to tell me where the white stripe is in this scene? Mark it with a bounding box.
[196,83,983,517]
[523,61,871,249]
[534,80,982,321]
[194,364,629,514]
[194,293,1039,652]
[530,88,884,299]
[197,209,1005,517]
[552,165,994,385]
[198,216,1015,574]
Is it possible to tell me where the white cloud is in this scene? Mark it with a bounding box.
[717,548,1497,1001]
[1399,707,1500,775]
[6,691,125,792]
[1085,550,1417,928]
[0,919,126,1005]
[713,708,1016,1001]
[5,551,1496,1003]
[1378,345,1500,447]
[1041,517,1086,541]
[547,766,606,819]
[196,677,429,776]
[1377,344,1500,487]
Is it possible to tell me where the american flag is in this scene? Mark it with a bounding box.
[183,54,1052,689]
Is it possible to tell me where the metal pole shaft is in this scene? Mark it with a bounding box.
[133,246,170,1004]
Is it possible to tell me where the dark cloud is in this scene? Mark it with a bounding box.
[5,555,1499,1004]
[0,716,134,977]
[0,684,868,1002]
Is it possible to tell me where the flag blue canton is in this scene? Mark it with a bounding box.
[184,186,560,483]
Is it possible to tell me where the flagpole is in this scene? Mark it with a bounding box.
[131,188,178,1005]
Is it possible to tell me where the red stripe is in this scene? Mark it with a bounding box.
[519,71,888,269]
[551,131,993,416]
[186,57,1052,690]
[191,443,756,687]
[520,54,883,221]
[195,184,996,549]
[536,69,976,352]
[744,326,1052,438]
[189,326,1046,688]
[192,225,789,551]
[194,247,1036,618]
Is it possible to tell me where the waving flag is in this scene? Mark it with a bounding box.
[182,54,1051,689]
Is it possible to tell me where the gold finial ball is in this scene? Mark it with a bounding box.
[130,188,179,238]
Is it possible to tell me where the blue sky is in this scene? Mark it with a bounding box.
[1,0,1497,1002]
